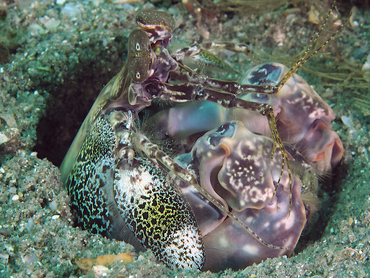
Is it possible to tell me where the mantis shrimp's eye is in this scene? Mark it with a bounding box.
[215,122,235,136]
[128,29,154,82]
[238,63,284,103]
[241,63,283,86]
[207,122,236,146]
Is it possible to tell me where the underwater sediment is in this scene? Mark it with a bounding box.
[0,0,369,277]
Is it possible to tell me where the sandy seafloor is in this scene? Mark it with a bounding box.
[0,0,369,277]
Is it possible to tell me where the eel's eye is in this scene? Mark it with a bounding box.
[128,29,153,82]
[136,42,141,51]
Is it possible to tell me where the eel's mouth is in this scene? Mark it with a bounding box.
[32,50,346,262]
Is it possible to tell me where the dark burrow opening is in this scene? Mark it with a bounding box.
[33,37,128,167]
[34,70,111,167]
[295,161,348,252]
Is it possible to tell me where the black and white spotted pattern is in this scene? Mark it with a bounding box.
[66,110,205,270]
[114,156,205,269]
